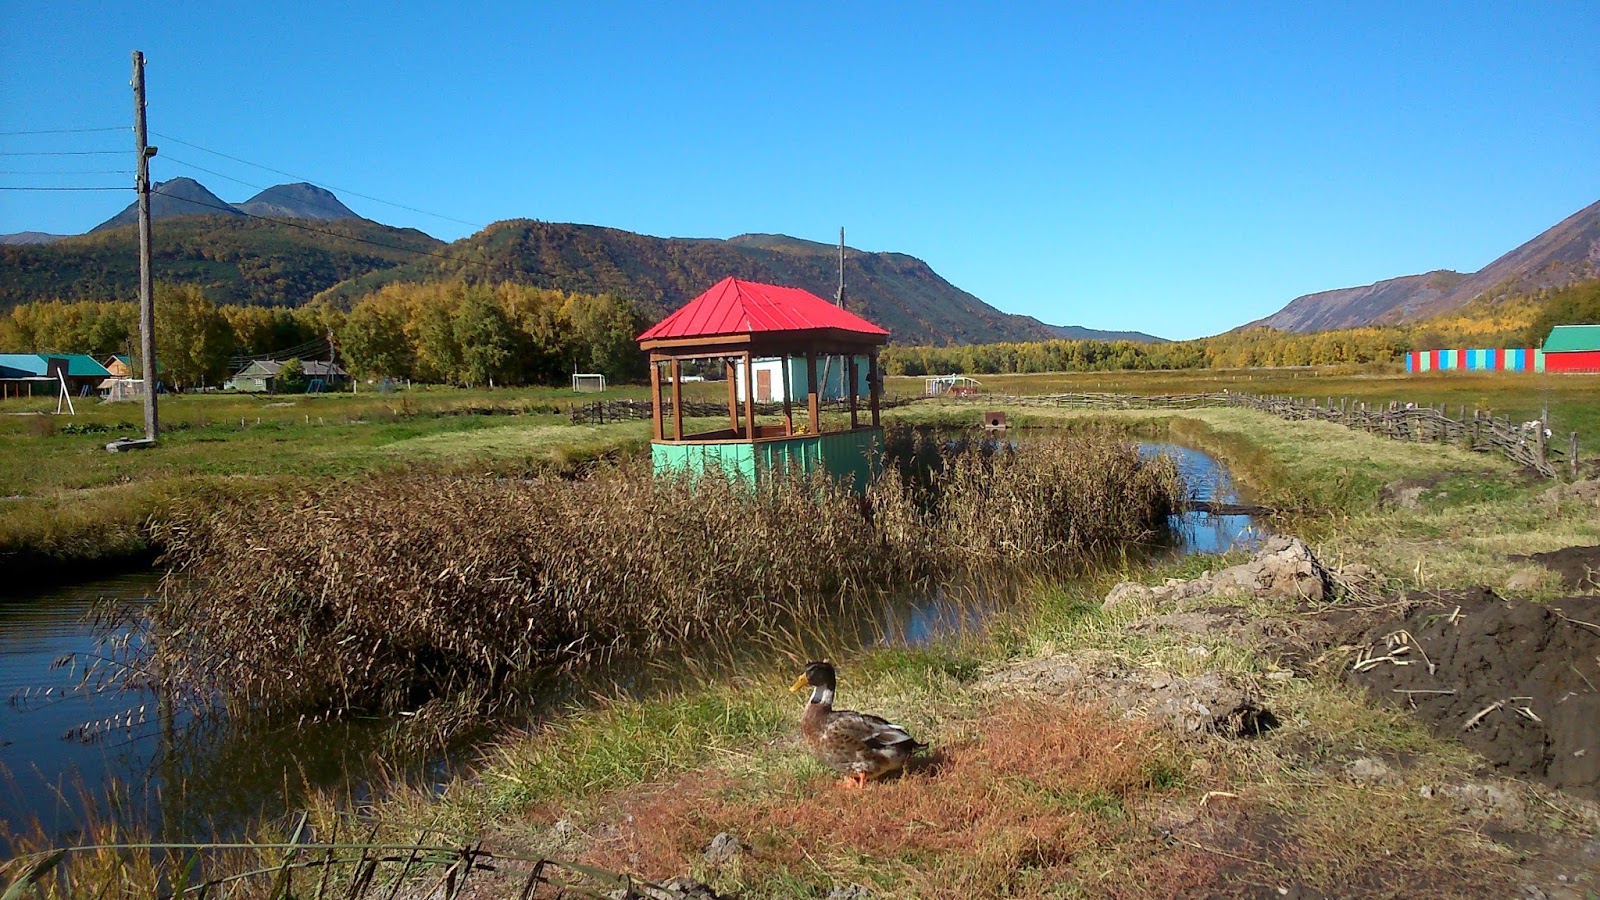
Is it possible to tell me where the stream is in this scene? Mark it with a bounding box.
[0,440,1257,846]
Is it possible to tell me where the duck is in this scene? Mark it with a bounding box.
[789,661,926,787]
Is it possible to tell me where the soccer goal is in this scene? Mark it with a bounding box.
[572,373,607,393]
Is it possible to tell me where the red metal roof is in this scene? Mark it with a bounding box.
[637,277,889,341]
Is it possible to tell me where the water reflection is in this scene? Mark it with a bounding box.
[1141,441,1263,556]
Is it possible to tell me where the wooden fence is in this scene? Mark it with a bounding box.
[942,390,1581,478]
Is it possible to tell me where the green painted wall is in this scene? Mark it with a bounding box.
[652,427,882,492]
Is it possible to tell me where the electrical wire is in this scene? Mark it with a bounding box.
[0,150,125,156]
[0,186,130,191]
[0,170,132,175]
[0,127,126,136]
[150,132,483,229]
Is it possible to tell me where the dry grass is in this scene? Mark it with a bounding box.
[582,701,1181,898]
[136,425,1180,723]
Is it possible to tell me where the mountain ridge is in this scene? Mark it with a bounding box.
[1249,198,1600,333]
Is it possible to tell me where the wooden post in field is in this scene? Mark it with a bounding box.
[1534,422,1547,471]
[869,350,881,427]
[724,357,739,434]
[848,356,859,429]
[1571,432,1580,479]
[132,50,159,442]
[743,352,756,439]
[806,351,820,433]
[649,356,664,441]
[670,358,683,440]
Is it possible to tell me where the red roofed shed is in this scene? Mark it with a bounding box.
[637,277,889,488]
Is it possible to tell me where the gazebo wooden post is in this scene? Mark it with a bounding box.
[806,350,821,434]
[724,357,739,436]
[743,351,756,439]
[780,353,794,435]
[669,358,683,440]
[868,350,881,428]
[847,355,859,430]
[649,355,664,441]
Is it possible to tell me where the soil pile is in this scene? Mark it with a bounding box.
[1347,588,1600,799]
[1511,545,1600,592]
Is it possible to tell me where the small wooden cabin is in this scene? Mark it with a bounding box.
[1542,325,1600,373]
[638,277,888,490]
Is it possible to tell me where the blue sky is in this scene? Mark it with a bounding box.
[3,2,1597,339]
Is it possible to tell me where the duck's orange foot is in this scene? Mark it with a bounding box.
[840,772,868,789]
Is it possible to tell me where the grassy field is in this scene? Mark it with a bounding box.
[271,393,1600,896]
[7,368,1600,896]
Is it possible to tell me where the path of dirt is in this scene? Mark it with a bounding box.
[1345,588,1600,799]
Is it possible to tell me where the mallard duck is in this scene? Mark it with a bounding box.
[790,661,926,787]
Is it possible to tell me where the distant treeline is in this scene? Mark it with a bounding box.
[0,281,647,389]
[883,278,1600,377]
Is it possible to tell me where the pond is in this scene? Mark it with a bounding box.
[0,439,1257,847]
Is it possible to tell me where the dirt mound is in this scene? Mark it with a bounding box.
[1102,536,1331,611]
[1346,588,1600,799]
[981,650,1277,737]
[1511,545,1600,592]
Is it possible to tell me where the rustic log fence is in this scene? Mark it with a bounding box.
[942,390,1582,478]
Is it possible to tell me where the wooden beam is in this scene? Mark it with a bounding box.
[725,357,739,436]
[743,351,756,442]
[670,358,683,441]
[806,350,820,434]
[847,355,859,429]
[781,354,794,435]
[868,350,881,427]
[649,359,664,441]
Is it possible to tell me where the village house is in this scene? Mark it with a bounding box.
[0,353,112,398]
[225,359,351,393]
[1541,325,1600,373]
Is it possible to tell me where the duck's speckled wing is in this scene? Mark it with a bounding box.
[819,710,925,776]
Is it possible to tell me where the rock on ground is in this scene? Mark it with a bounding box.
[1102,536,1331,612]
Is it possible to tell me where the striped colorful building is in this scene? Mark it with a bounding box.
[1404,348,1544,373]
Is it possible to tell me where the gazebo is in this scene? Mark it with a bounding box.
[638,276,889,489]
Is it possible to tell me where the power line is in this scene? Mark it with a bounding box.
[150,132,484,229]
[0,170,132,175]
[0,127,126,136]
[0,186,131,191]
[0,150,125,157]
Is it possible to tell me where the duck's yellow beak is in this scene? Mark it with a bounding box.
[789,674,810,693]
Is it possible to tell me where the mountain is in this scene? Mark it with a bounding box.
[318,221,1108,345]
[91,177,241,231]
[1247,198,1600,333]
[236,183,360,221]
[4,179,1161,344]
[1,215,444,308]
[1415,198,1600,319]
[0,232,68,245]
[1243,270,1467,332]
[1045,324,1168,343]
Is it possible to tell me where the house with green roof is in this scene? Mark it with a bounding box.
[1542,325,1600,373]
[0,353,113,398]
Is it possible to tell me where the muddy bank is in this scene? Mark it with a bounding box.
[1346,588,1600,800]
[1511,545,1600,592]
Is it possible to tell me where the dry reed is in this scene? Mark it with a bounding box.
[140,425,1179,719]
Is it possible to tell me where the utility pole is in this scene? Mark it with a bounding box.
[835,226,845,307]
[133,50,159,442]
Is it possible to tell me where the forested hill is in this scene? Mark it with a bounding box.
[0,216,444,308]
[316,220,1130,345]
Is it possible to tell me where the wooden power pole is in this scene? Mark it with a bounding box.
[133,50,159,442]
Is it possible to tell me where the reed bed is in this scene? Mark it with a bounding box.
[141,424,1179,720]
